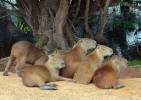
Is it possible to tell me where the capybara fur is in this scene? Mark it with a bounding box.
[60,38,97,78]
[34,50,64,65]
[93,55,128,89]
[3,41,47,77]
[22,53,73,90]
[73,44,113,84]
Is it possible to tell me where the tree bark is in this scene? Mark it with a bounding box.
[95,0,111,44]
[84,0,94,39]
[15,0,77,52]
[53,0,69,51]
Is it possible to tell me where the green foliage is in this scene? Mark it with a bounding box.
[124,20,135,31]
[14,17,32,34]
[138,18,141,30]
[128,60,141,66]
[33,35,43,47]
[113,17,123,29]
[88,15,99,24]
[123,0,133,4]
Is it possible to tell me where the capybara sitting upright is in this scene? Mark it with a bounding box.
[93,55,128,89]
[73,44,113,84]
[22,53,73,90]
[3,41,47,77]
[60,38,97,78]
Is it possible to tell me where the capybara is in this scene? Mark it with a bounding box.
[34,50,64,65]
[73,44,113,84]
[3,41,47,77]
[60,38,97,78]
[22,53,73,90]
[93,55,128,89]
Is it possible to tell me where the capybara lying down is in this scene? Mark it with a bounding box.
[93,55,128,89]
[3,41,47,77]
[60,38,97,78]
[22,52,73,90]
[73,44,113,84]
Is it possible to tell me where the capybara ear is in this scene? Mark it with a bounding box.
[79,39,83,42]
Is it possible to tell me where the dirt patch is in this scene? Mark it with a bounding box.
[0,72,141,100]
[0,58,141,100]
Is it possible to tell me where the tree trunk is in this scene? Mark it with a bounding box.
[84,0,94,39]
[53,0,69,51]
[15,0,77,52]
[95,0,111,44]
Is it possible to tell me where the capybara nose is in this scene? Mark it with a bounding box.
[61,62,65,67]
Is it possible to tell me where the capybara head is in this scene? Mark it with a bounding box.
[95,44,113,57]
[50,50,64,59]
[76,38,97,52]
[47,54,65,69]
[111,55,128,73]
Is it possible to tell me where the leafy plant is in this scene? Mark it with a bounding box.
[14,17,32,34]
[113,17,123,30]
[124,20,135,31]
[33,35,44,47]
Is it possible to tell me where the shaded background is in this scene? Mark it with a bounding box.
[0,0,141,60]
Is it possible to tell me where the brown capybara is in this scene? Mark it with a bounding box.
[93,55,128,89]
[73,44,113,84]
[3,41,47,77]
[34,50,64,65]
[22,53,73,90]
[60,38,97,78]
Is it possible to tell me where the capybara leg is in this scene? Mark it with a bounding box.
[40,85,58,90]
[45,83,58,87]
[15,63,22,77]
[113,83,125,89]
[58,76,75,82]
[15,57,26,77]
[3,56,15,76]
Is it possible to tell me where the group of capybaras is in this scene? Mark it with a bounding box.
[2,38,128,90]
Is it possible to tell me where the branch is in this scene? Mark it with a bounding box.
[0,5,23,17]
[0,14,9,19]
[84,0,93,38]
[72,0,81,23]
[16,0,30,17]
[120,1,141,10]
[1,0,18,7]
[96,0,111,36]
[103,0,111,11]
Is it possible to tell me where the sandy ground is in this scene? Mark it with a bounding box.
[0,72,141,100]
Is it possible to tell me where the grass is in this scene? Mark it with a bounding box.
[128,60,141,66]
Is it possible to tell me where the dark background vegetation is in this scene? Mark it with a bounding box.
[0,0,141,64]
